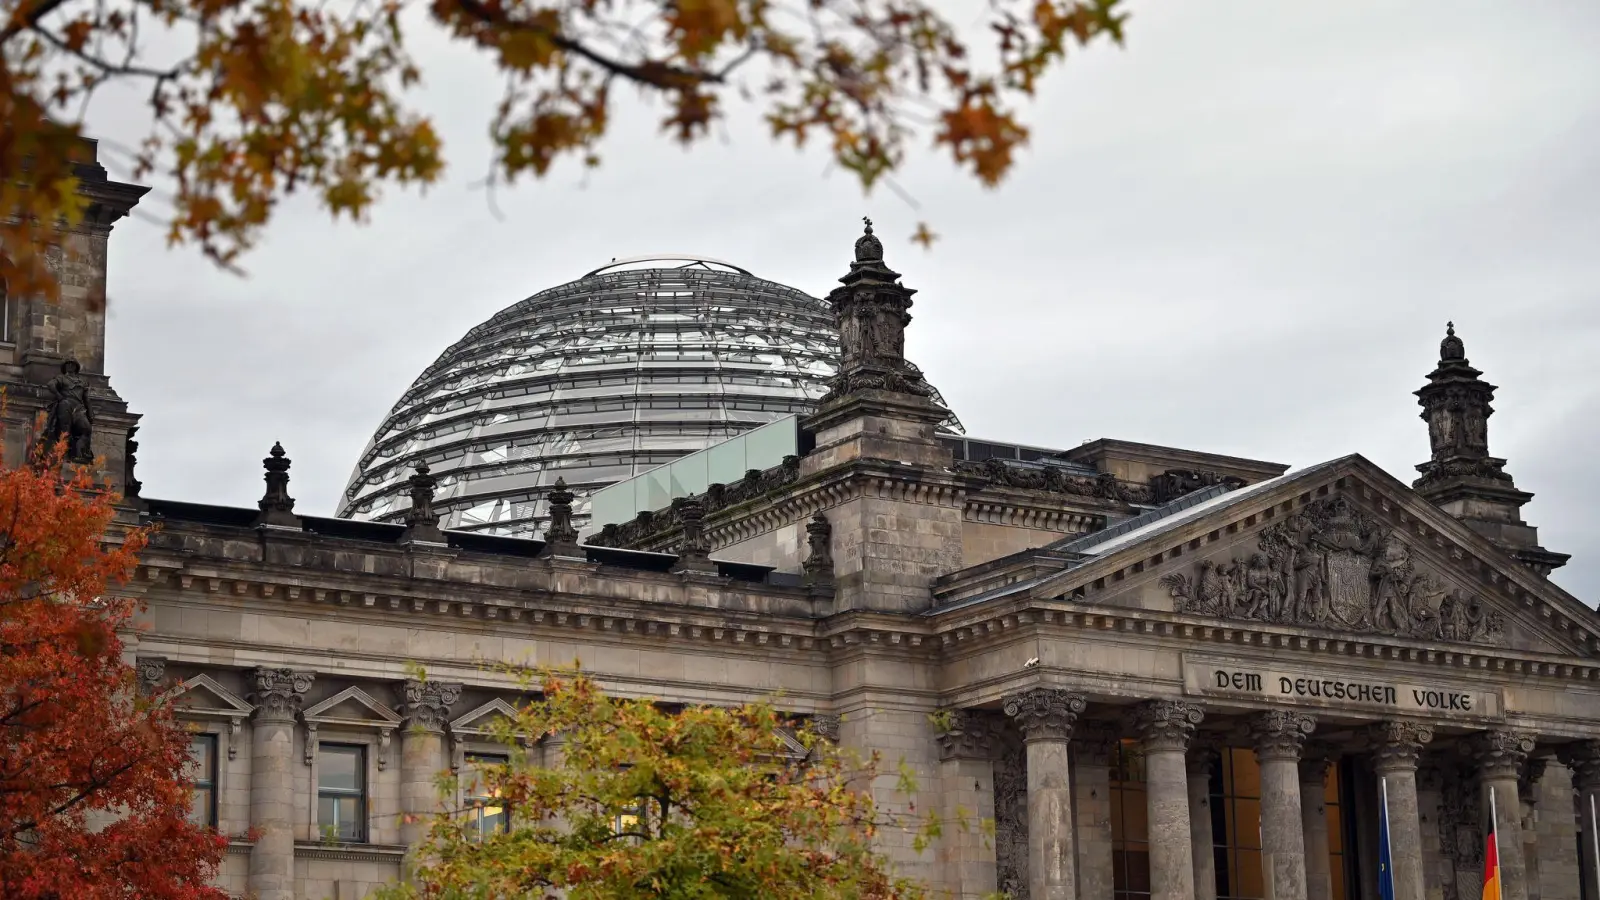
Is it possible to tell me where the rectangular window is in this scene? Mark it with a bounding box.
[317,745,367,842]
[1110,739,1151,900]
[186,734,218,829]
[464,753,508,841]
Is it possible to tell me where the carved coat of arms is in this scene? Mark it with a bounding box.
[1160,496,1505,645]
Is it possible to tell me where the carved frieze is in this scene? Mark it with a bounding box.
[1249,711,1316,761]
[952,457,1156,505]
[1002,688,1086,743]
[1160,495,1506,646]
[1131,700,1204,753]
[992,733,1028,900]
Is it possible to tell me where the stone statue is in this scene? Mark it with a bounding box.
[45,358,94,462]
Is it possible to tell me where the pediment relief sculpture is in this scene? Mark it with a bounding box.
[1159,495,1506,647]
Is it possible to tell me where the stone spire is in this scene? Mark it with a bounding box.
[253,442,300,528]
[818,218,932,402]
[1413,324,1567,575]
[400,463,445,543]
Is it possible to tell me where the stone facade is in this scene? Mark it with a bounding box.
[9,166,1600,900]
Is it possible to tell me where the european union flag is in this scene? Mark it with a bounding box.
[1378,777,1396,900]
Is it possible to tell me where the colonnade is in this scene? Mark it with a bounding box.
[968,687,1594,900]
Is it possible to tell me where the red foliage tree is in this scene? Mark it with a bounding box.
[0,435,227,899]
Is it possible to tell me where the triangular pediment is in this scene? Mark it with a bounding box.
[303,687,402,728]
[450,698,521,738]
[1000,456,1600,659]
[169,674,253,719]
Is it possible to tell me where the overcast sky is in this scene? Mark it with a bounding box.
[85,2,1600,606]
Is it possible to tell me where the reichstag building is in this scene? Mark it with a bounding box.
[7,141,1600,900]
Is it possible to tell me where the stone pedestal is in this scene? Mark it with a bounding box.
[396,680,461,854]
[1187,743,1221,900]
[936,710,999,899]
[1251,711,1316,900]
[1133,701,1204,900]
[1473,730,1536,900]
[246,668,312,900]
[1004,688,1087,900]
[1559,742,1600,900]
[1298,755,1333,900]
[1372,722,1433,900]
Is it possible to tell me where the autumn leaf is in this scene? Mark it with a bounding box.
[1,0,1127,298]
[0,431,228,899]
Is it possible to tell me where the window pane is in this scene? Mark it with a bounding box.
[335,797,362,841]
[319,746,362,791]
[189,787,214,827]
[187,736,214,782]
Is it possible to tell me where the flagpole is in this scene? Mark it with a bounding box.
[1382,776,1393,867]
[1590,793,1599,898]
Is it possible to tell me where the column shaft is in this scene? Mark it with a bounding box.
[1251,712,1316,900]
[1134,701,1204,900]
[1299,758,1333,900]
[1474,731,1537,900]
[1187,746,1220,900]
[246,667,312,900]
[248,719,296,900]
[1004,688,1088,900]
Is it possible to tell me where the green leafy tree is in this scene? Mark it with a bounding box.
[2,0,1128,297]
[376,666,982,900]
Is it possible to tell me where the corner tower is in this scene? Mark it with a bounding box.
[1413,322,1567,576]
[799,219,960,612]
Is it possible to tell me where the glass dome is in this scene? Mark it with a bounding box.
[338,256,959,536]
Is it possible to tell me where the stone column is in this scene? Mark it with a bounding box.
[1132,700,1204,900]
[1371,722,1433,900]
[1559,742,1600,900]
[1072,723,1118,900]
[1298,754,1334,900]
[1187,742,1221,900]
[1518,758,1546,900]
[1004,688,1087,900]
[936,709,999,900]
[246,667,313,900]
[396,679,462,851]
[1472,730,1537,900]
[1251,711,1317,900]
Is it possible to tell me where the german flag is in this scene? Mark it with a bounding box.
[1481,803,1502,900]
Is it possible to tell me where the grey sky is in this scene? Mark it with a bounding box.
[86,2,1600,605]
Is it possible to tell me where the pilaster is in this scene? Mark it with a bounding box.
[1298,754,1334,900]
[935,709,999,899]
[1558,741,1600,900]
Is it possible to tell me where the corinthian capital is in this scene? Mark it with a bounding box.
[1132,700,1205,754]
[1371,721,1434,774]
[1002,688,1087,743]
[935,709,997,762]
[1558,740,1600,791]
[1249,711,1316,761]
[1470,730,1536,780]
[397,679,463,733]
[248,667,314,723]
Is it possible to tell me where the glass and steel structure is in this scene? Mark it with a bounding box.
[339,255,957,537]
